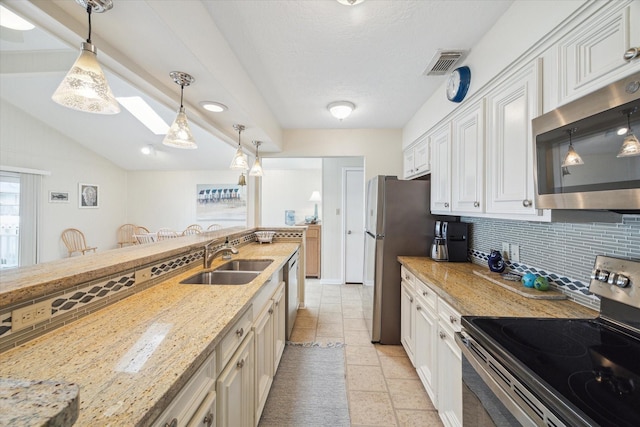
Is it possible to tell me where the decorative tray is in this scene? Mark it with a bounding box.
[472,270,567,300]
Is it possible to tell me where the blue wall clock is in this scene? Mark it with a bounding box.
[446,66,471,103]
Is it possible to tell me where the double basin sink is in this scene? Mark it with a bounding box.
[181,259,273,285]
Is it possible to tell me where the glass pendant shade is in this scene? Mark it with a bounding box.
[561,144,584,167]
[230,148,249,170]
[617,133,640,157]
[52,42,120,114]
[162,106,197,149]
[250,158,263,176]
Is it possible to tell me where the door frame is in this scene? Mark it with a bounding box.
[341,166,364,284]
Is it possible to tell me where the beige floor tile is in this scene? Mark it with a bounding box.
[289,327,315,343]
[316,322,344,337]
[314,336,345,346]
[347,365,388,392]
[318,313,344,325]
[348,391,397,426]
[387,378,435,410]
[321,296,343,304]
[395,409,443,427]
[379,356,418,380]
[296,307,318,318]
[342,308,364,319]
[304,298,321,307]
[346,345,380,366]
[293,316,317,329]
[320,303,343,313]
[345,330,374,346]
[375,344,407,357]
[343,318,368,331]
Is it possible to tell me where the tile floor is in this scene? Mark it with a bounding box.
[290,281,444,427]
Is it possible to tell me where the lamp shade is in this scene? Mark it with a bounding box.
[561,144,584,167]
[230,147,249,170]
[162,106,197,149]
[309,191,322,202]
[250,158,263,176]
[52,43,120,114]
[617,133,640,157]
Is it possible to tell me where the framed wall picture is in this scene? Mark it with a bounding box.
[79,183,99,208]
[49,191,69,203]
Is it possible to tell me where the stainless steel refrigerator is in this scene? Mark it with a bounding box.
[362,175,434,344]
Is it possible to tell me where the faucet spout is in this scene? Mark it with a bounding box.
[203,238,239,269]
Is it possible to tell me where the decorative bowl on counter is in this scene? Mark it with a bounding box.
[255,231,275,244]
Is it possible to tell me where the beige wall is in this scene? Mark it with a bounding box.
[278,129,403,181]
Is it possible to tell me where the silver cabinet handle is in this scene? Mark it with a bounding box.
[165,419,178,427]
[473,201,480,208]
[444,202,450,208]
[237,359,245,369]
[449,315,457,324]
[522,199,532,207]
[439,331,446,339]
[203,412,214,427]
[409,296,413,303]
[275,301,279,307]
[236,327,244,337]
[422,291,428,296]
[416,305,422,311]
[268,308,274,314]
[623,47,640,61]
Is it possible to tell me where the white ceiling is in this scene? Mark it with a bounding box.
[0,0,513,171]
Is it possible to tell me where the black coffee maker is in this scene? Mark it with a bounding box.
[431,221,469,262]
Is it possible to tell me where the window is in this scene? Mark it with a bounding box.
[0,172,20,268]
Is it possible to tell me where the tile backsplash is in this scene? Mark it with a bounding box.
[462,214,640,288]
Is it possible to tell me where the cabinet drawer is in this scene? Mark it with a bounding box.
[414,279,437,311]
[438,298,461,333]
[217,307,253,373]
[401,266,415,289]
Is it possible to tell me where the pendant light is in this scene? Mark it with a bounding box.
[238,173,247,186]
[230,124,249,170]
[561,128,583,167]
[250,141,264,177]
[617,108,640,158]
[162,71,197,149]
[51,0,119,114]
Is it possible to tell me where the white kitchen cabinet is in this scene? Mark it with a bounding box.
[216,330,255,427]
[403,136,430,179]
[436,299,462,427]
[485,60,541,215]
[430,123,452,213]
[451,100,485,214]
[253,300,274,423]
[414,279,438,406]
[273,282,286,372]
[400,269,416,365]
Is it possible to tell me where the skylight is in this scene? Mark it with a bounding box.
[116,96,169,135]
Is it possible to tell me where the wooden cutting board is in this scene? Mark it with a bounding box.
[472,270,567,300]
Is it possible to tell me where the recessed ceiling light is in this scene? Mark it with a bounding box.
[0,5,35,31]
[116,96,169,135]
[336,0,366,5]
[200,101,228,112]
[140,145,155,155]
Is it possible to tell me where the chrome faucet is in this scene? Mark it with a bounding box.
[203,238,238,269]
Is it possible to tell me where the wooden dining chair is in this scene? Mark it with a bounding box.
[207,224,222,231]
[61,228,97,257]
[182,224,203,236]
[133,233,156,244]
[117,224,137,247]
[156,228,179,240]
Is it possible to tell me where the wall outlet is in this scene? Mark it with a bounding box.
[501,242,510,260]
[12,300,52,332]
[510,244,520,263]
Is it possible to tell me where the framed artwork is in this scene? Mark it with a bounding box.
[285,210,295,225]
[79,183,99,208]
[195,183,247,226]
[49,191,69,203]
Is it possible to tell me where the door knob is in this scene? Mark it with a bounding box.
[347,230,352,234]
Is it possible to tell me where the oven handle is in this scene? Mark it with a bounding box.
[455,331,540,427]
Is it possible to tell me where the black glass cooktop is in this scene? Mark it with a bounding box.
[465,317,640,427]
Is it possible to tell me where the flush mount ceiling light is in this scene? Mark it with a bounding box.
[163,71,197,149]
[336,0,366,5]
[0,5,35,30]
[617,108,640,158]
[561,128,584,167]
[327,101,355,120]
[200,101,228,113]
[230,124,249,170]
[250,140,264,177]
[51,0,119,115]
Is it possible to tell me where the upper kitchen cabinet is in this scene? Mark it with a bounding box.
[553,1,640,108]
[451,100,485,214]
[403,136,430,179]
[430,123,452,213]
[485,60,541,216]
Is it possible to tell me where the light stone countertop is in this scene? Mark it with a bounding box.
[398,257,598,318]
[0,242,300,427]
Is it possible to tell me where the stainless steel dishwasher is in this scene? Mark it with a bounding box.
[283,249,299,340]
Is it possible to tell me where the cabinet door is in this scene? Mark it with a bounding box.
[400,280,415,364]
[437,327,462,427]
[415,301,438,406]
[430,123,452,213]
[254,303,274,422]
[486,60,541,215]
[305,225,320,278]
[216,332,255,427]
[414,138,430,176]
[403,148,416,178]
[451,101,485,213]
[273,283,286,373]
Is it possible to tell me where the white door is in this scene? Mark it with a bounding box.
[344,168,364,283]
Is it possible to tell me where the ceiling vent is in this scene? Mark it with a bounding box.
[423,50,468,76]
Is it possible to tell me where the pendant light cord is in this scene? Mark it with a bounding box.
[180,85,184,108]
[86,4,92,43]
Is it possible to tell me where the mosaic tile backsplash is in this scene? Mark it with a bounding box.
[462,214,640,306]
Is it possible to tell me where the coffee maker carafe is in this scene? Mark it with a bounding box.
[431,221,448,261]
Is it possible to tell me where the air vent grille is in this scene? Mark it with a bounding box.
[424,50,467,76]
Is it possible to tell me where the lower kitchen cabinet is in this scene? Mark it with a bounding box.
[217,330,255,427]
[254,301,274,422]
[272,283,286,372]
[400,272,416,365]
[414,284,438,405]
[437,299,463,427]
[305,224,321,278]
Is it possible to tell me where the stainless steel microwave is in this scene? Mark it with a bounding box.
[532,71,640,211]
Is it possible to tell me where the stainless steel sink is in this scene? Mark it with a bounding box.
[180,270,259,285]
[214,259,273,272]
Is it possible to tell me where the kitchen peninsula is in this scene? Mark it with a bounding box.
[0,228,304,426]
